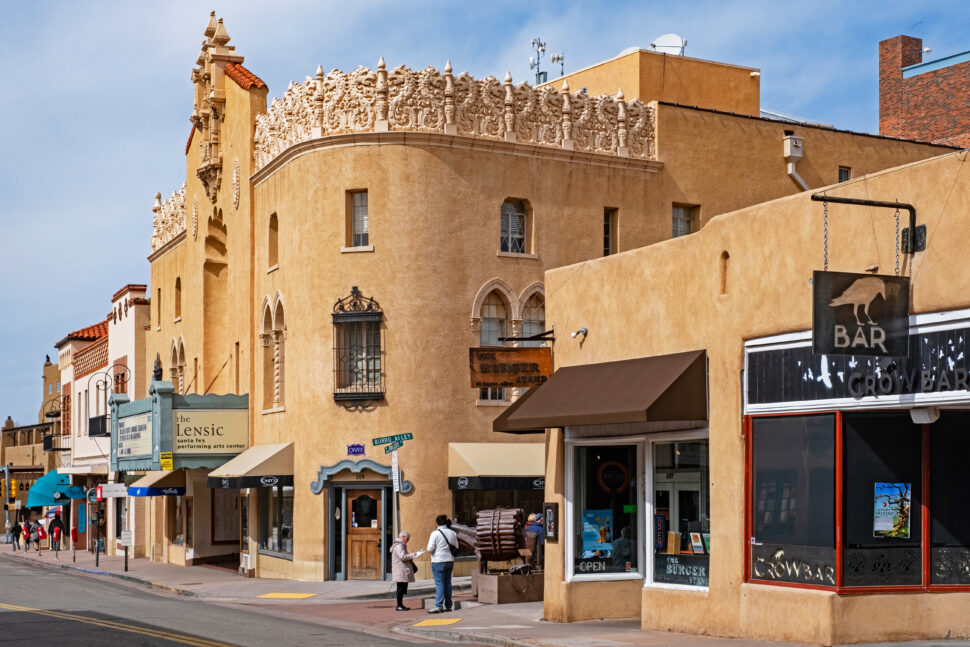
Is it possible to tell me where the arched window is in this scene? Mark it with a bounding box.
[500,200,529,254]
[170,340,185,394]
[520,292,545,347]
[261,297,286,410]
[480,291,508,401]
[174,277,182,319]
[268,214,279,268]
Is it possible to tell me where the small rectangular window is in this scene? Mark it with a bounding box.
[838,166,851,183]
[347,190,369,247]
[603,208,618,256]
[672,204,697,238]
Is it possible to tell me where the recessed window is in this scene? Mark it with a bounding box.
[500,200,529,254]
[672,204,698,238]
[259,484,294,555]
[479,291,508,401]
[174,278,182,319]
[268,213,279,267]
[156,288,161,326]
[838,166,851,183]
[346,191,369,248]
[332,287,384,402]
[261,300,286,410]
[604,208,618,256]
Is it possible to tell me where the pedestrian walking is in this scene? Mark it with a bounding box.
[390,531,424,611]
[22,518,32,552]
[32,519,45,554]
[48,513,65,553]
[10,519,21,551]
[426,514,458,613]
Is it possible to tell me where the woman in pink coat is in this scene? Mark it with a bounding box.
[390,531,423,611]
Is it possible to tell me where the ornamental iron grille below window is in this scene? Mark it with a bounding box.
[332,286,385,404]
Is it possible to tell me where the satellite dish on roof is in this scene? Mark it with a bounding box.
[649,33,686,56]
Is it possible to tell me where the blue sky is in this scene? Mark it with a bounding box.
[1,1,968,424]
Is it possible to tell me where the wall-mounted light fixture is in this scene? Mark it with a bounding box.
[571,327,588,339]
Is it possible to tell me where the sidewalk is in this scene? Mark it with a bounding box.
[4,547,966,647]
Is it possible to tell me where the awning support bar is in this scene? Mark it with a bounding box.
[810,193,923,253]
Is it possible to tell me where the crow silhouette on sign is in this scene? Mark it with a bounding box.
[829,277,886,326]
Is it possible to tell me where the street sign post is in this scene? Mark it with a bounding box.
[371,433,413,446]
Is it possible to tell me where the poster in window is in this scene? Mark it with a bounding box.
[582,509,613,554]
[873,482,911,539]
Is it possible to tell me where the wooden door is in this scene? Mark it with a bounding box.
[347,489,382,580]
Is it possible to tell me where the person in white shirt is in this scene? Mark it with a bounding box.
[426,514,458,613]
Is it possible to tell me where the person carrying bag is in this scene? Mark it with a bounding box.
[425,514,458,613]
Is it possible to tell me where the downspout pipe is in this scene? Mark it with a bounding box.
[783,130,810,191]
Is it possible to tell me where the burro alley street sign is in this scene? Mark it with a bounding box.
[372,433,412,446]
[812,271,910,358]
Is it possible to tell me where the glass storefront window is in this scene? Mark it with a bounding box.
[258,485,294,555]
[573,445,639,575]
[750,415,835,587]
[931,412,970,585]
[653,440,710,587]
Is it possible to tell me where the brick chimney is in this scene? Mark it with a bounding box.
[879,35,923,138]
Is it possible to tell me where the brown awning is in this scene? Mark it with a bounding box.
[495,350,707,432]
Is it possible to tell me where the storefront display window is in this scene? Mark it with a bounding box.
[259,484,294,555]
[930,413,970,585]
[240,493,249,553]
[653,440,710,587]
[185,497,194,548]
[750,414,835,587]
[572,444,639,576]
[170,496,185,546]
[843,413,921,587]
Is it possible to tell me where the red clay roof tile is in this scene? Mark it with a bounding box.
[224,63,266,90]
[55,319,109,348]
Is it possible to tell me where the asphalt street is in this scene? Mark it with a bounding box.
[0,559,449,646]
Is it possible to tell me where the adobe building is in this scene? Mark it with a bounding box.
[880,35,970,147]
[137,13,954,581]
[503,149,970,644]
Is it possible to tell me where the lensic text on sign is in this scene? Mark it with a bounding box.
[385,440,404,454]
[372,433,413,446]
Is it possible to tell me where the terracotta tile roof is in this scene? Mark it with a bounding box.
[54,319,109,348]
[224,63,266,90]
[112,284,147,302]
[186,124,195,156]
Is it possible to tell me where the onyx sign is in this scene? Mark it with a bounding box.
[812,271,909,358]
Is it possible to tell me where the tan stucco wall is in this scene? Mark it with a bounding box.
[541,150,970,643]
[547,49,760,115]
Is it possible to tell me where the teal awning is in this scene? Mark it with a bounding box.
[25,470,86,508]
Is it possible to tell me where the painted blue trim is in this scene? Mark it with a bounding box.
[128,486,185,497]
[309,459,413,495]
[902,50,970,78]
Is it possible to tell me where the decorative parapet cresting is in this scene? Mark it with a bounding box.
[151,184,187,252]
[254,59,656,171]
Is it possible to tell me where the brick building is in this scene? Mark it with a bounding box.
[879,35,970,147]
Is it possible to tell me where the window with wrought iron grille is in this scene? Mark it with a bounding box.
[347,191,369,247]
[479,291,509,401]
[672,204,697,238]
[333,287,384,402]
[838,166,851,183]
[500,200,527,254]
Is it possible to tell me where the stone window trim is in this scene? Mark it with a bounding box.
[340,245,375,254]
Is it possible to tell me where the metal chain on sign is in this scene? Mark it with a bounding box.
[894,206,900,276]
[823,200,829,271]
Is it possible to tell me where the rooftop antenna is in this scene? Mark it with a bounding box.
[649,33,687,56]
[530,37,547,84]
[551,53,565,77]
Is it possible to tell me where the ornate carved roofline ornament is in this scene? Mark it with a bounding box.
[151,184,187,252]
[332,286,382,322]
[254,60,656,172]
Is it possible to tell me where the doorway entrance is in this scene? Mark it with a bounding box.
[347,489,381,579]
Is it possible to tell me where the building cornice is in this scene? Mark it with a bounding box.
[147,230,187,263]
[252,130,663,187]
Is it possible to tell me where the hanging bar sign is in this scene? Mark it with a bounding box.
[812,271,910,358]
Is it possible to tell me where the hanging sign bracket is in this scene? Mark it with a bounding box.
[810,194,924,253]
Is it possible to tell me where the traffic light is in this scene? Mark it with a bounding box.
[10,479,17,498]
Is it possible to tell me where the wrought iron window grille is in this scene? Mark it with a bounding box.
[332,287,385,403]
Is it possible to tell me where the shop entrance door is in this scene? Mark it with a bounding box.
[346,489,382,579]
[654,476,701,552]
